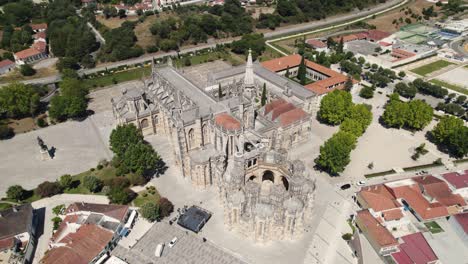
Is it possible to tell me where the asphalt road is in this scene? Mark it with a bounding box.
[2,0,404,86]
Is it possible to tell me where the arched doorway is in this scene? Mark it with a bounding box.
[248,175,257,182]
[281,176,289,191]
[262,170,274,183]
[140,119,149,128]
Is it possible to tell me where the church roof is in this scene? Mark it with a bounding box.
[214,113,241,131]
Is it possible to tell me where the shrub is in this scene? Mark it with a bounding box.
[52,204,65,215]
[140,202,159,222]
[0,125,14,140]
[97,164,103,170]
[6,185,26,201]
[36,181,62,198]
[342,233,353,241]
[105,176,130,190]
[59,174,73,189]
[158,197,174,218]
[37,117,48,127]
[107,188,135,204]
[52,216,62,230]
[359,86,374,99]
[82,175,103,193]
[20,64,36,76]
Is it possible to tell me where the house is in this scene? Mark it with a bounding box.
[366,29,391,42]
[14,41,48,65]
[30,23,47,33]
[448,212,468,247]
[0,59,16,75]
[305,39,328,52]
[442,170,468,200]
[0,204,39,264]
[355,209,400,256]
[391,232,439,264]
[261,54,355,96]
[41,203,131,264]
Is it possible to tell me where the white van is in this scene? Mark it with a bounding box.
[155,243,164,257]
[168,237,178,248]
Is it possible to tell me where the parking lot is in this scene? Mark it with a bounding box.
[112,222,247,264]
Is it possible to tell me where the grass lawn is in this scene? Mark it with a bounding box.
[430,79,468,96]
[410,60,454,76]
[424,221,444,234]
[82,66,152,90]
[64,166,118,195]
[133,187,160,207]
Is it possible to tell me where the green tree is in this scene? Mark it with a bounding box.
[398,71,406,79]
[337,37,344,54]
[158,197,174,218]
[59,174,73,189]
[36,181,62,198]
[318,90,353,125]
[407,100,433,130]
[347,104,372,131]
[109,124,144,157]
[261,83,267,106]
[344,76,353,91]
[0,125,14,140]
[394,82,417,99]
[6,185,26,201]
[315,131,357,175]
[139,202,160,222]
[82,175,103,193]
[340,118,364,137]
[120,142,161,177]
[297,55,307,85]
[0,82,40,118]
[218,83,222,99]
[431,116,467,158]
[359,86,374,99]
[381,100,409,128]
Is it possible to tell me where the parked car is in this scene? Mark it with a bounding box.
[356,180,366,186]
[340,184,351,190]
[169,237,178,248]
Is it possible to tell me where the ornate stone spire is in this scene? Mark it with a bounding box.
[244,49,254,88]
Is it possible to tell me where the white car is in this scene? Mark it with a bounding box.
[356,180,366,186]
[168,237,178,248]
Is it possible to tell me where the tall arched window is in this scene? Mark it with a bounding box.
[262,170,274,183]
[188,128,195,149]
[202,124,209,145]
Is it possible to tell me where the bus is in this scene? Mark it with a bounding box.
[155,243,164,257]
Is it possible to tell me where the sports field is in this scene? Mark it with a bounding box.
[410,60,454,76]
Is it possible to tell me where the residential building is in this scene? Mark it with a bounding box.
[442,170,468,202]
[14,41,48,65]
[391,232,439,264]
[0,59,16,75]
[30,23,47,33]
[41,203,131,264]
[355,209,400,256]
[305,39,329,52]
[448,212,468,247]
[0,204,39,264]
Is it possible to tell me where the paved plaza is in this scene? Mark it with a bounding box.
[0,83,129,196]
[436,67,468,88]
[112,222,247,264]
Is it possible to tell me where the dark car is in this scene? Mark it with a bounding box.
[340,184,351,190]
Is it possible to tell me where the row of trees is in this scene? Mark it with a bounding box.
[381,94,433,130]
[99,21,144,62]
[316,90,373,175]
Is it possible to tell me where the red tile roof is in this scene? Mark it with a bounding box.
[379,41,392,47]
[306,39,327,49]
[30,23,47,31]
[277,108,308,127]
[214,113,241,131]
[391,49,416,59]
[0,237,14,251]
[41,225,113,264]
[15,47,43,60]
[33,41,47,53]
[261,55,351,95]
[392,232,438,264]
[442,170,468,189]
[263,99,308,127]
[413,175,466,208]
[382,209,404,221]
[34,31,46,40]
[386,184,448,221]
[333,34,359,43]
[367,29,391,41]
[454,212,468,234]
[358,185,401,212]
[66,203,129,222]
[356,209,398,248]
[0,59,15,68]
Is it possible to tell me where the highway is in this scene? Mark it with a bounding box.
[1,0,406,86]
